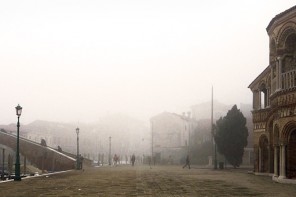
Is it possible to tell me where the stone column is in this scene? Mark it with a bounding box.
[274,146,278,177]
[279,144,286,179]
[258,147,262,172]
[266,89,268,107]
[276,58,279,90]
[253,91,256,109]
[258,90,261,109]
[278,57,283,90]
[292,72,294,87]
[267,145,271,173]
[271,65,274,92]
[279,145,283,177]
[282,144,286,178]
[248,149,251,165]
[268,88,271,106]
[290,72,293,88]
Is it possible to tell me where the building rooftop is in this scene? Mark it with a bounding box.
[266,5,296,32]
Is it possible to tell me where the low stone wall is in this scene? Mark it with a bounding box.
[0,132,76,172]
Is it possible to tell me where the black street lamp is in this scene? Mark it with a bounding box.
[2,148,5,180]
[14,104,22,181]
[151,121,154,166]
[76,127,80,170]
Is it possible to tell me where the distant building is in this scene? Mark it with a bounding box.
[249,5,296,182]
[150,112,197,164]
[23,121,76,152]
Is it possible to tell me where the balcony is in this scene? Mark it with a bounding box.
[282,70,296,90]
[252,108,270,123]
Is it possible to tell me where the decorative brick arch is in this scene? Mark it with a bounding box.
[259,134,269,172]
[281,121,296,178]
[287,130,296,178]
[281,121,296,140]
[276,22,296,48]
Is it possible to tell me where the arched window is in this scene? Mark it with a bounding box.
[284,33,296,55]
[259,83,267,109]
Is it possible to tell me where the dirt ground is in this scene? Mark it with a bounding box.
[1,165,296,197]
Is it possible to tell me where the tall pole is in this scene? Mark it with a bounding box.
[212,86,217,169]
[15,116,21,181]
[76,127,80,170]
[151,121,153,166]
[188,113,191,155]
[109,136,111,165]
[2,148,5,180]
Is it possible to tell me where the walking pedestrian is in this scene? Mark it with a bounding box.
[131,154,136,166]
[79,154,84,170]
[113,154,119,166]
[148,156,152,169]
[183,155,191,169]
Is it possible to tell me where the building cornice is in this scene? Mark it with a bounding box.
[248,65,270,89]
[266,5,296,33]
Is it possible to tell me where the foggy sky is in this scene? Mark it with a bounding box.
[0,0,295,124]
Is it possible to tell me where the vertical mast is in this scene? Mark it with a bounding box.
[212,86,217,169]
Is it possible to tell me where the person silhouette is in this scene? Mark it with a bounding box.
[183,155,190,169]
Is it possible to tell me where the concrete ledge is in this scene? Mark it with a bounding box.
[273,176,296,184]
[0,170,74,184]
[245,172,296,184]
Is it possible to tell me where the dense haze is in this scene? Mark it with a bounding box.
[1,0,295,125]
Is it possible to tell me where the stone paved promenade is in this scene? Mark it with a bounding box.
[1,165,296,197]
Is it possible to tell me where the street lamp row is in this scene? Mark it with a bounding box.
[12,105,111,178]
[13,104,83,181]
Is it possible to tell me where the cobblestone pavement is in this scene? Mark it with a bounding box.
[1,165,296,197]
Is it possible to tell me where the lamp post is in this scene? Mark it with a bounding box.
[14,104,22,181]
[2,148,5,180]
[188,117,191,155]
[151,120,154,166]
[109,136,111,165]
[211,86,217,169]
[76,127,80,170]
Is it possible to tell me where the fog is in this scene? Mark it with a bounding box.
[0,0,295,125]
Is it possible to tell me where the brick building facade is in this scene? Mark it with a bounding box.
[249,5,296,182]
